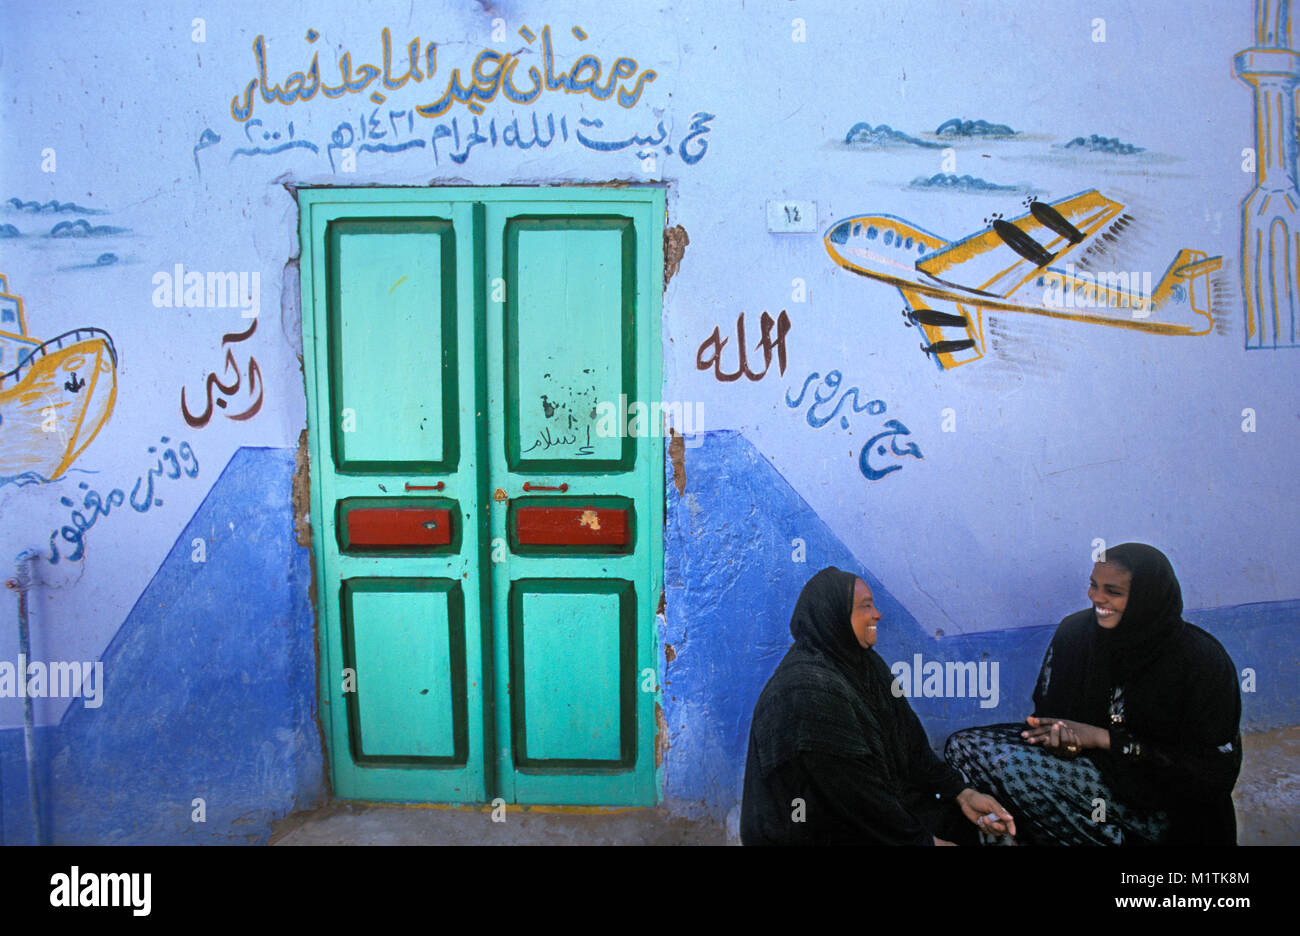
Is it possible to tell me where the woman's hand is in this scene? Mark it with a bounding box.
[956,787,1016,838]
[933,836,956,846]
[1022,716,1110,757]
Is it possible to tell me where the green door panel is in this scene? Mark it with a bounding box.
[300,188,663,807]
[510,579,635,765]
[342,578,467,764]
[326,220,458,472]
[486,196,660,806]
[303,198,489,803]
[504,217,636,472]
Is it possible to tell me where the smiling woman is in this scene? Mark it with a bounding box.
[944,543,1243,845]
[740,566,1013,845]
[1091,561,1130,627]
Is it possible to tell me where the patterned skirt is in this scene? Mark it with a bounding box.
[944,724,1170,845]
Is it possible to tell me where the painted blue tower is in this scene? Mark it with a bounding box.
[1236,0,1300,348]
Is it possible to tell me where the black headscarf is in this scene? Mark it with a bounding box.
[749,566,902,769]
[788,566,871,685]
[1032,543,1242,842]
[743,567,976,844]
[1037,542,1188,726]
[1099,543,1187,678]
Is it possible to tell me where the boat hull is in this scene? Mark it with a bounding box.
[0,330,118,482]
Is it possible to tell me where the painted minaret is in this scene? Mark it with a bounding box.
[1236,0,1300,348]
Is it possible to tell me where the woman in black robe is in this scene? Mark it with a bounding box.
[741,566,1015,845]
[944,543,1242,845]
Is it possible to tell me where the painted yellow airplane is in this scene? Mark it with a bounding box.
[825,190,1222,370]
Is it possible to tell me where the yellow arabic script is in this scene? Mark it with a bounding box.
[231,25,658,122]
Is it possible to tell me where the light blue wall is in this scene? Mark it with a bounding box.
[0,0,1293,842]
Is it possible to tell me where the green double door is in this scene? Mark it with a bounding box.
[299,188,663,805]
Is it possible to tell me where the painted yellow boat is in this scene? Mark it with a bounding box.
[0,274,117,483]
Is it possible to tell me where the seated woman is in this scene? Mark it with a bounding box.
[944,543,1242,845]
[741,566,1015,845]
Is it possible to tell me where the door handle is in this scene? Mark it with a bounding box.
[522,482,568,492]
[404,481,445,491]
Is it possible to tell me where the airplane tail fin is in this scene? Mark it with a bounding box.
[1147,249,1222,326]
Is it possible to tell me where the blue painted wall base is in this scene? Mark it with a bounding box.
[0,435,1289,840]
[0,446,326,845]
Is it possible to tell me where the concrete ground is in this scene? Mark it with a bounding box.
[270,802,726,845]
[270,726,1299,845]
[1235,725,1300,845]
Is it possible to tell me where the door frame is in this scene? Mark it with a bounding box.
[297,185,666,805]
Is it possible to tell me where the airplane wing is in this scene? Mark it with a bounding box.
[915,190,1125,300]
[897,287,985,370]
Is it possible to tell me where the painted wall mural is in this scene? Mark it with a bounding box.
[4,1,1296,846]
[695,310,791,383]
[0,274,118,487]
[181,319,265,428]
[825,191,1222,371]
[193,24,714,175]
[1236,0,1300,348]
[3,197,132,273]
[197,109,714,172]
[44,437,201,565]
[784,370,922,481]
[227,25,659,122]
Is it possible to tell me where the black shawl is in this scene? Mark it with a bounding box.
[1032,543,1242,844]
[741,567,966,845]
